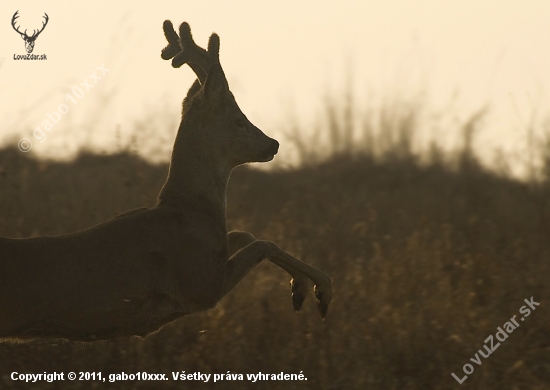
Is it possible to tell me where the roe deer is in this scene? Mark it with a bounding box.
[0,20,332,342]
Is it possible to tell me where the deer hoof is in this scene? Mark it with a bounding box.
[314,285,332,320]
[290,278,309,312]
[292,292,306,312]
[316,300,329,319]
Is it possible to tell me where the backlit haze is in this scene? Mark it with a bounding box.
[1,0,550,176]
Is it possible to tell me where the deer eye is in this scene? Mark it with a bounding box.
[235,119,246,128]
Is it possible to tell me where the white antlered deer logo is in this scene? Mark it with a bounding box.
[11,11,49,54]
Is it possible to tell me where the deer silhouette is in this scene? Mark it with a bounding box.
[0,20,332,342]
[11,11,49,53]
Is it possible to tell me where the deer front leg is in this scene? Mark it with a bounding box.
[224,233,332,318]
[227,231,309,312]
[227,231,310,311]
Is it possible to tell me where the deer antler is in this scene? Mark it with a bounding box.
[11,11,49,39]
[11,11,25,37]
[161,21,219,84]
[32,13,49,39]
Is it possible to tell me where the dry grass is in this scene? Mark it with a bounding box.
[0,133,549,389]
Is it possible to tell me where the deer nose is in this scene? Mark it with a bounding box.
[268,139,279,156]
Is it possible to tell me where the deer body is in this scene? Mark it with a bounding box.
[0,21,332,342]
[0,207,226,341]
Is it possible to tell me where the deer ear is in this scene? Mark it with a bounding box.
[202,64,228,104]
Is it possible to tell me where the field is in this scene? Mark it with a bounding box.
[0,129,549,389]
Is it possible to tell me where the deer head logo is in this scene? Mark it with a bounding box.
[11,11,49,54]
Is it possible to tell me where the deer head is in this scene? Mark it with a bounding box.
[160,21,279,168]
[12,11,49,53]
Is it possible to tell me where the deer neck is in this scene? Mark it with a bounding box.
[156,126,231,215]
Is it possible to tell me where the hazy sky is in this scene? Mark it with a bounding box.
[1,1,550,171]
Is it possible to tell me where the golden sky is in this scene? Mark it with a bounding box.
[1,0,550,170]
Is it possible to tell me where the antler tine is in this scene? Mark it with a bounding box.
[173,22,218,82]
[207,33,220,62]
[161,21,219,84]
[11,11,23,36]
[32,13,49,38]
[161,20,181,61]
[161,21,206,82]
